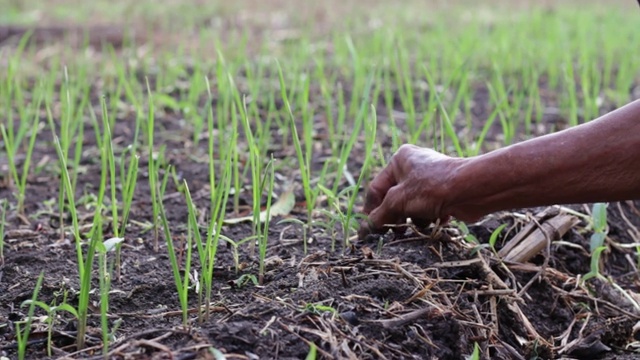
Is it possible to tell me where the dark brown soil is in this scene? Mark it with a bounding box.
[3,27,640,360]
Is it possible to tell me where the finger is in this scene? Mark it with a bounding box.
[357,214,405,240]
[363,164,398,215]
[366,185,405,233]
[357,215,392,240]
[357,217,382,240]
[357,219,373,240]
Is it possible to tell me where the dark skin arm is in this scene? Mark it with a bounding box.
[359,98,640,239]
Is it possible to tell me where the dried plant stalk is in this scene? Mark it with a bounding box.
[500,213,579,263]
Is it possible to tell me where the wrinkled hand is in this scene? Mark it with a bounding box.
[358,144,464,239]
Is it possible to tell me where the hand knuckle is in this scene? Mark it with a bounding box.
[396,144,415,155]
[393,144,415,162]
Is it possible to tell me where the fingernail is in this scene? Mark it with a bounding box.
[367,217,376,231]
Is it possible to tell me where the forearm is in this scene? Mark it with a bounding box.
[447,99,640,219]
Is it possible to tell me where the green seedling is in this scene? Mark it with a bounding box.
[209,347,227,359]
[62,67,91,192]
[471,85,510,156]
[423,66,464,157]
[21,299,63,357]
[177,72,236,322]
[277,61,317,248]
[258,157,276,285]
[45,68,88,242]
[76,154,107,351]
[489,224,508,251]
[579,48,602,124]
[220,235,255,274]
[393,37,417,136]
[116,146,140,280]
[51,96,116,350]
[50,134,83,346]
[456,221,479,245]
[582,246,607,283]
[381,65,401,151]
[47,140,108,349]
[0,200,6,265]
[467,223,508,256]
[100,97,138,281]
[185,148,232,322]
[523,68,543,137]
[278,63,333,254]
[562,59,579,127]
[306,344,318,360]
[227,79,277,278]
[146,79,161,252]
[489,65,518,145]
[158,168,192,326]
[582,203,609,282]
[186,64,208,147]
[0,88,42,214]
[277,217,310,254]
[314,56,339,153]
[247,65,275,159]
[316,184,353,251]
[466,342,481,360]
[331,72,375,196]
[303,302,338,316]
[212,52,243,216]
[96,236,124,357]
[343,104,377,245]
[230,274,259,289]
[236,90,263,253]
[344,35,366,120]
[322,177,369,246]
[589,202,608,252]
[183,182,206,319]
[16,272,44,360]
[2,30,33,161]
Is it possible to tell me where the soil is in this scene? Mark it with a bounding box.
[2,27,640,360]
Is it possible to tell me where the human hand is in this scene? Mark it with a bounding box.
[357,144,465,239]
